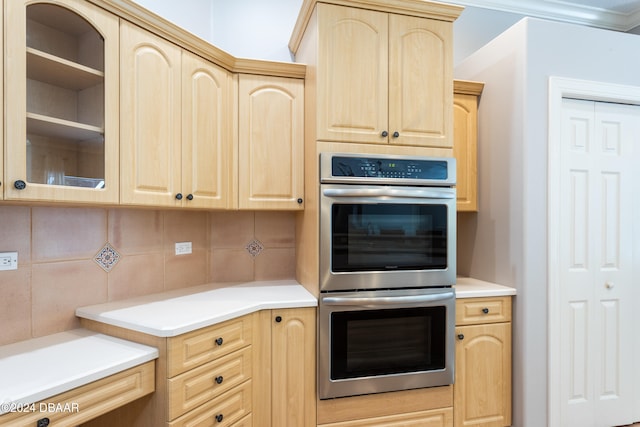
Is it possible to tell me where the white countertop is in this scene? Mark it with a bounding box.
[455,277,517,298]
[76,280,318,337]
[0,329,158,414]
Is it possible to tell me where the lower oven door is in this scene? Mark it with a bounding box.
[318,287,455,399]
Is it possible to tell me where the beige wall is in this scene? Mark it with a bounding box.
[0,206,296,346]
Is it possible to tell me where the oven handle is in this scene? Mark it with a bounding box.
[322,188,455,199]
[322,291,455,307]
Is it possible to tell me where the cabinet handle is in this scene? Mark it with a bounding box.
[392,131,400,138]
[186,194,194,200]
[14,180,26,190]
[297,198,303,204]
[215,414,224,422]
[215,337,223,346]
[37,418,50,427]
[381,130,389,137]
[275,315,282,323]
[175,193,183,200]
[215,375,224,384]
[482,308,490,314]
[457,334,465,340]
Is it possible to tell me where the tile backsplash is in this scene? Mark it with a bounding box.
[0,206,296,346]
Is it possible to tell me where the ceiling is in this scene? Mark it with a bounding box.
[450,0,640,31]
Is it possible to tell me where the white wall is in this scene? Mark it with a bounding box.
[455,17,640,427]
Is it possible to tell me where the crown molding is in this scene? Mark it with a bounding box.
[450,0,640,31]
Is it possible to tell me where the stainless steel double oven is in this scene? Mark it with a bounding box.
[318,152,457,400]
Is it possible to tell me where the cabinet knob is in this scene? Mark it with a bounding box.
[457,334,465,340]
[275,315,282,323]
[482,307,490,314]
[175,193,183,200]
[37,418,50,427]
[215,414,224,423]
[14,180,26,190]
[392,131,400,138]
[297,198,303,204]
[605,281,614,289]
[215,375,224,384]
[215,337,223,346]
[186,194,193,200]
[381,130,389,137]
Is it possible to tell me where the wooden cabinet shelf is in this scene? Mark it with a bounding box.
[27,47,104,91]
[27,112,103,141]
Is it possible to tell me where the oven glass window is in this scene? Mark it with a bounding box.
[331,203,448,272]
[330,306,446,380]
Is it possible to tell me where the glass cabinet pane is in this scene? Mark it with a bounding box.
[25,3,106,189]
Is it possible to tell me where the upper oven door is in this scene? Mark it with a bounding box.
[320,184,456,291]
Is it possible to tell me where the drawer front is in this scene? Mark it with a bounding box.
[169,380,252,427]
[168,314,253,377]
[318,407,453,427]
[169,346,252,420]
[0,361,155,426]
[456,297,512,325]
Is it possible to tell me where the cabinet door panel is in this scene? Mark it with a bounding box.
[238,75,304,210]
[317,4,388,144]
[120,21,181,206]
[5,0,119,203]
[271,308,316,427]
[389,14,452,149]
[182,52,232,209]
[453,93,478,211]
[454,323,511,427]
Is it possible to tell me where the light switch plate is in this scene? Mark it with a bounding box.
[0,252,18,270]
[175,242,192,255]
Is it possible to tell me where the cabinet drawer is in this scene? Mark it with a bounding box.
[168,346,252,420]
[168,314,253,377]
[169,380,252,427]
[456,297,511,325]
[318,407,453,427]
[0,361,154,426]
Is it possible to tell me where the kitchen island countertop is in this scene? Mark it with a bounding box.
[76,280,317,337]
[455,276,517,298]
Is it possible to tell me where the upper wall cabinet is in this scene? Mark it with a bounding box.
[453,80,484,212]
[238,74,304,210]
[4,0,119,203]
[314,3,455,148]
[119,21,232,209]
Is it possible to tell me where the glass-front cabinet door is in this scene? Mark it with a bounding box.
[4,0,119,203]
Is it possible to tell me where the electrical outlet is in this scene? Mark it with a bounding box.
[175,242,192,255]
[0,252,18,271]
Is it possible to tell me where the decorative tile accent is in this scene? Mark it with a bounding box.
[245,239,264,258]
[94,243,121,272]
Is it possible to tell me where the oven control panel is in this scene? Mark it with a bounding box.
[322,153,455,185]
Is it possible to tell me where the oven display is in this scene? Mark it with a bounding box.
[332,204,448,272]
[330,306,446,380]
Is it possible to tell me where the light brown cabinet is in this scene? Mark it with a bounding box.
[4,0,119,203]
[454,297,512,427]
[253,308,316,426]
[453,80,484,212]
[297,1,459,149]
[238,74,304,210]
[120,21,233,209]
[81,308,315,427]
[0,361,155,426]
[317,386,453,427]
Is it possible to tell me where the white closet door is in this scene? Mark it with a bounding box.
[559,98,638,427]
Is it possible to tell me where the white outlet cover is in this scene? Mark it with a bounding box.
[175,242,192,255]
[0,252,18,271]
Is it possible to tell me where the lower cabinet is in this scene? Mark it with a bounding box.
[317,386,453,427]
[454,297,512,427]
[80,308,315,427]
